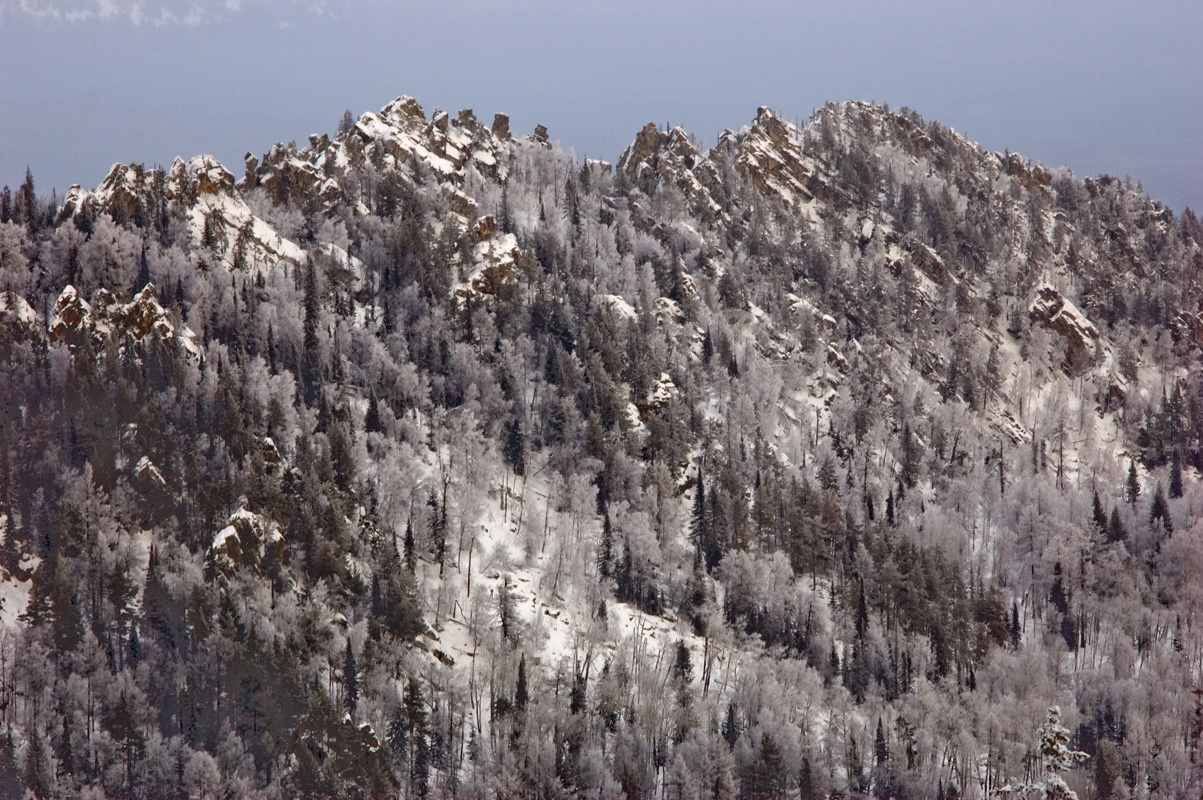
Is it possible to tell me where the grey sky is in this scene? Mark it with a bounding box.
[2,0,1199,213]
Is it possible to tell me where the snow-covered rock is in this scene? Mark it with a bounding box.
[209,508,285,577]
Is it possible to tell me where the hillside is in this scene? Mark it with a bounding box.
[1,93,1201,799]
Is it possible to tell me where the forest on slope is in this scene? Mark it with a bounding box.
[0,94,1202,799]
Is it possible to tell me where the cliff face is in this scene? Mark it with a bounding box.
[1,92,1201,800]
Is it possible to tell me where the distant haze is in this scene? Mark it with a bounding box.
[2,0,1199,213]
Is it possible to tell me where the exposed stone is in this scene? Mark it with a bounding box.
[243,153,259,189]
[617,123,723,219]
[1030,284,1100,371]
[735,107,828,208]
[647,372,679,409]
[262,436,282,466]
[382,95,426,125]
[112,283,174,342]
[827,343,851,374]
[49,283,201,360]
[210,508,285,577]
[475,214,497,242]
[49,285,95,345]
[182,155,237,196]
[492,113,512,141]
[999,152,1052,188]
[94,163,147,224]
[1172,311,1203,347]
[532,124,549,144]
[1105,224,1148,277]
[903,238,955,285]
[256,144,330,206]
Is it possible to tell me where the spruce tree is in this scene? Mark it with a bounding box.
[0,729,21,800]
[403,518,416,573]
[722,702,739,749]
[387,702,407,764]
[23,728,50,800]
[598,512,613,578]
[1107,506,1127,544]
[1149,483,1172,534]
[1010,601,1022,650]
[690,469,708,563]
[1092,490,1108,533]
[503,417,525,476]
[515,654,529,713]
[404,677,429,798]
[343,639,359,714]
[58,717,74,783]
[875,718,888,766]
[365,392,383,434]
[1126,460,1140,505]
[1169,449,1183,499]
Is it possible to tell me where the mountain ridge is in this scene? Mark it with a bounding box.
[0,91,1200,800]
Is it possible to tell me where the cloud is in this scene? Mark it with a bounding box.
[0,0,329,25]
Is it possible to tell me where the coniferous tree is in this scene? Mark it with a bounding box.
[1107,506,1127,544]
[17,167,36,231]
[387,702,407,766]
[515,654,529,713]
[722,702,739,749]
[798,756,817,800]
[690,469,708,564]
[598,511,613,578]
[143,543,174,649]
[404,677,430,799]
[1149,483,1172,534]
[403,517,417,573]
[1169,449,1183,499]
[23,728,50,800]
[106,690,145,796]
[1126,460,1140,505]
[364,391,384,434]
[499,576,516,644]
[343,639,359,715]
[503,416,526,476]
[57,716,74,784]
[0,729,20,800]
[1009,601,1022,650]
[301,260,322,404]
[1091,490,1108,533]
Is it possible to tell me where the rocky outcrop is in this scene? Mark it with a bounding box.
[336,96,509,188]
[49,283,201,360]
[618,123,724,218]
[903,237,957,285]
[253,142,339,208]
[732,107,824,208]
[48,285,96,345]
[210,508,285,578]
[998,152,1051,188]
[492,113,511,141]
[175,154,237,197]
[1030,284,1100,369]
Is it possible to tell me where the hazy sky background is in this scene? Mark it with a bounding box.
[2,0,1199,212]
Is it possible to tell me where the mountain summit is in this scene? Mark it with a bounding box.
[0,93,1200,799]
